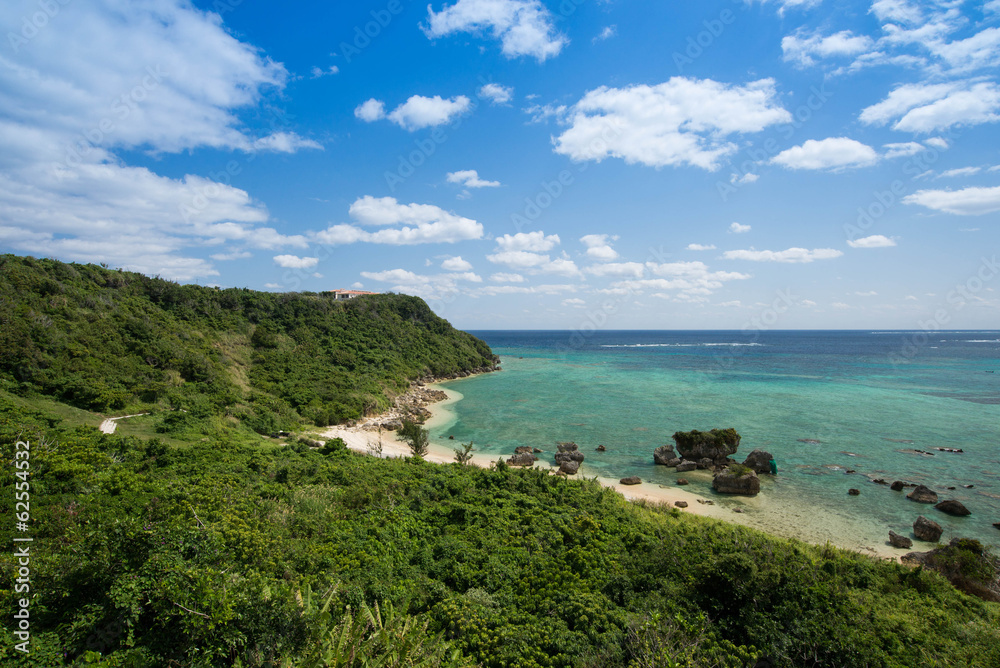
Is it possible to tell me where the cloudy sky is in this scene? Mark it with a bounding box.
[1,0,999,329]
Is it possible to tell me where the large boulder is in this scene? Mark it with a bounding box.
[653,445,678,466]
[890,481,905,491]
[914,516,943,542]
[507,452,537,467]
[697,457,714,470]
[673,428,741,464]
[907,485,938,504]
[559,460,580,475]
[556,442,578,453]
[935,500,971,516]
[712,466,760,496]
[889,531,913,549]
[514,446,534,455]
[676,460,698,473]
[742,449,774,474]
[619,476,642,486]
[554,451,585,465]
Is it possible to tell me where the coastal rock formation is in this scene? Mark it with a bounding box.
[935,500,971,516]
[993,522,1000,530]
[675,501,688,508]
[712,466,760,496]
[889,531,913,549]
[890,481,905,491]
[848,489,860,496]
[653,445,679,466]
[507,452,537,467]
[676,460,698,473]
[619,476,642,485]
[907,485,938,504]
[559,460,580,475]
[514,446,534,455]
[742,449,774,474]
[673,428,741,465]
[676,478,689,486]
[556,442,579,453]
[697,457,714,470]
[902,539,1000,603]
[596,445,606,452]
[554,451,585,465]
[914,516,943,542]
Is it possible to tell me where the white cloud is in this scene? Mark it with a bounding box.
[495,231,560,252]
[722,248,844,263]
[442,256,474,271]
[562,298,586,306]
[882,142,924,158]
[490,272,525,283]
[360,267,479,300]
[387,95,472,131]
[552,77,791,170]
[731,173,760,185]
[771,137,879,170]
[860,82,1000,133]
[580,233,619,261]
[855,291,878,296]
[252,132,323,153]
[479,83,513,104]
[729,222,752,234]
[925,137,949,150]
[355,99,387,122]
[447,170,501,188]
[594,25,617,43]
[476,283,578,296]
[847,235,897,248]
[584,262,645,279]
[937,167,982,178]
[487,250,581,277]
[310,65,339,78]
[903,186,1000,215]
[687,243,717,251]
[607,260,750,301]
[782,29,874,67]
[315,196,484,246]
[754,0,823,14]
[523,103,567,124]
[274,255,319,269]
[264,283,282,289]
[423,0,568,61]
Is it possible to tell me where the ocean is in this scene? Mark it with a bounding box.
[430,330,1000,553]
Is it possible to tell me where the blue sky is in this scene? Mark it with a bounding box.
[1,0,999,329]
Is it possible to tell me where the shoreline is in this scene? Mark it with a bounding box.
[320,378,902,561]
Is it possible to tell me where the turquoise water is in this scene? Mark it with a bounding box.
[432,331,1000,552]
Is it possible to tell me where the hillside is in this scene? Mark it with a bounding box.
[0,255,497,436]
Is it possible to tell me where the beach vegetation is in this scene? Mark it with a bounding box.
[399,419,430,459]
[453,441,475,465]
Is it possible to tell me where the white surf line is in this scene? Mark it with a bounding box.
[98,413,150,434]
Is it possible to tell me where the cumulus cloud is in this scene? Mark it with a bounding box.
[605,260,750,302]
[882,142,925,158]
[722,248,844,263]
[487,251,581,277]
[447,170,501,188]
[687,243,717,251]
[387,95,472,131]
[252,132,323,153]
[315,196,484,246]
[847,235,897,248]
[584,262,645,279]
[489,272,525,283]
[729,223,752,234]
[782,29,874,67]
[441,256,474,271]
[580,234,619,261]
[771,138,879,170]
[273,255,319,269]
[552,77,791,170]
[495,231,560,252]
[479,83,513,104]
[360,267,480,300]
[903,186,1000,215]
[423,0,568,61]
[355,99,387,122]
[860,82,1000,133]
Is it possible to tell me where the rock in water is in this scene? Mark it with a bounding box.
[507,453,536,467]
[676,478,689,486]
[556,442,578,453]
[558,460,580,475]
[514,446,533,454]
[712,466,760,496]
[676,460,698,473]
[848,489,860,496]
[742,449,774,474]
[914,516,943,542]
[890,481,905,491]
[993,522,1000,530]
[653,445,677,466]
[672,428,741,465]
[889,531,913,549]
[554,451,585,465]
[596,445,606,452]
[697,457,714,470]
[935,500,971,516]
[619,476,642,485]
[907,485,938,504]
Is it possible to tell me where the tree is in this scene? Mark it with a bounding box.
[398,420,429,459]
[453,441,475,465]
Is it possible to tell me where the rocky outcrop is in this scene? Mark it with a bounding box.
[935,500,971,516]
[559,460,580,475]
[672,428,741,464]
[675,501,688,508]
[653,445,679,466]
[712,466,760,496]
[902,539,1000,603]
[697,457,714,470]
[619,476,642,485]
[742,449,774,474]
[554,451,585,465]
[848,489,860,496]
[676,478,689,486]
[557,442,578,453]
[675,460,698,473]
[890,480,905,491]
[914,516,943,542]
[907,485,938,504]
[507,452,537,467]
[889,531,913,549]
[596,445,606,452]
[514,446,533,455]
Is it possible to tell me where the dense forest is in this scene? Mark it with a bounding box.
[0,255,496,433]
[1,255,999,667]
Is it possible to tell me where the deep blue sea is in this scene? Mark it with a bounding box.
[432,331,1000,552]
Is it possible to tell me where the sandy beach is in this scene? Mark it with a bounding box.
[321,383,902,560]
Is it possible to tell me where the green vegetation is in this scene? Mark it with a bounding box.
[672,429,741,453]
[725,463,752,478]
[2,255,999,667]
[399,420,431,459]
[0,254,496,435]
[453,442,476,466]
